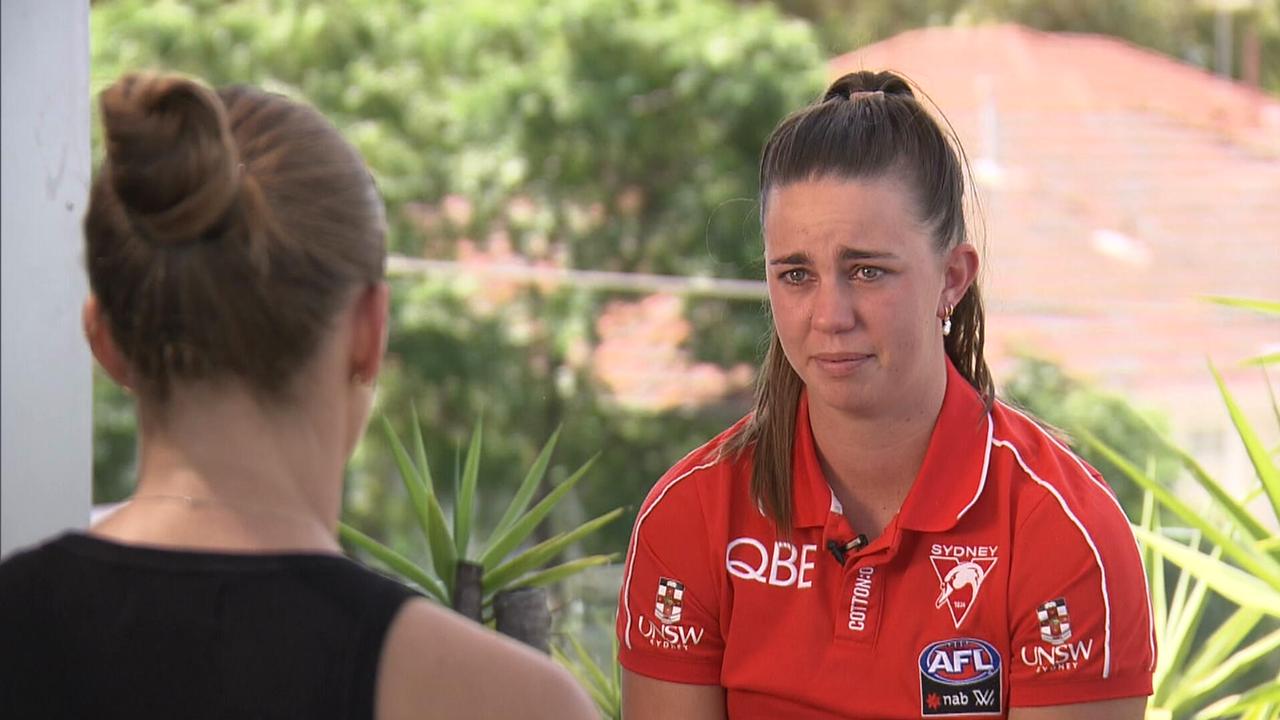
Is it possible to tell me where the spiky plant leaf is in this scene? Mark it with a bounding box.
[486,426,562,551]
[479,453,600,570]
[505,554,618,592]
[1210,363,1280,524]
[339,523,449,603]
[483,508,624,591]
[1085,431,1280,585]
[454,417,483,560]
[1133,527,1280,617]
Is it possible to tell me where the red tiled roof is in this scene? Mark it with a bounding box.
[833,24,1280,424]
[831,23,1280,152]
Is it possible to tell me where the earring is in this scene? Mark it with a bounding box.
[941,304,954,337]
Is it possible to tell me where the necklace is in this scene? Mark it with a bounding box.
[126,493,324,527]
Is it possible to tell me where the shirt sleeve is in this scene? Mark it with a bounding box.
[616,465,724,685]
[1007,468,1156,707]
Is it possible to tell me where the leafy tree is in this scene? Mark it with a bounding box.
[92,0,824,274]
[91,369,136,504]
[354,277,757,556]
[1001,355,1181,517]
[89,0,822,557]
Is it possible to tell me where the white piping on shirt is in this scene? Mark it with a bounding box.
[955,413,995,522]
[1001,403,1158,673]
[621,460,720,651]
[992,436,1115,679]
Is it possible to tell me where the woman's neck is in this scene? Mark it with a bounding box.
[93,384,347,554]
[807,365,947,539]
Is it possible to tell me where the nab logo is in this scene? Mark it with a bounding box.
[919,638,1003,716]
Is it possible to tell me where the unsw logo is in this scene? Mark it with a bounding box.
[1037,597,1071,644]
[1020,598,1094,674]
[655,577,684,624]
[930,544,998,628]
[918,638,1003,717]
[1019,638,1094,674]
[636,614,704,652]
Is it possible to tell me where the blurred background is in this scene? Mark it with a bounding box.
[86,1,1278,715]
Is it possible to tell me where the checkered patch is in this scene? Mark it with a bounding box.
[1037,597,1072,645]
[655,577,684,625]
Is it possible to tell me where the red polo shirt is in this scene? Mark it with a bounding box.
[617,361,1155,718]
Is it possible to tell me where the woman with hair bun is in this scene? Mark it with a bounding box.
[0,72,594,720]
[616,71,1155,719]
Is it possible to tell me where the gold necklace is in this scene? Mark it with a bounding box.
[126,493,323,527]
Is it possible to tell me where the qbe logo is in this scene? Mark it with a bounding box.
[918,638,1002,716]
[724,537,817,589]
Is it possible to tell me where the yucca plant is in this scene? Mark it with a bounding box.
[1129,489,1280,720]
[1081,296,1280,720]
[555,631,622,720]
[340,408,623,623]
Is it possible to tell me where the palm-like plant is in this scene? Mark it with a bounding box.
[555,632,622,720]
[340,409,622,622]
[1082,296,1280,720]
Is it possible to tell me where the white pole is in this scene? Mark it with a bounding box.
[1,0,93,556]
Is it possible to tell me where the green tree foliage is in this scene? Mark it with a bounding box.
[91,0,1254,562]
[91,368,136,504]
[355,276,757,555]
[90,0,820,556]
[1001,355,1181,517]
[92,0,824,274]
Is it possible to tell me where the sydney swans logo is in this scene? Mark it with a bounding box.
[930,544,998,628]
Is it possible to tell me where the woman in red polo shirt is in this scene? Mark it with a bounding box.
[617,70,1155,719]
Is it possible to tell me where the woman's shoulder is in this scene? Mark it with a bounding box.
[638,415,754,520]
[376,598,596,720]
[989,401,1089,476]
[0,532,107,596]
[0,531,417,614]
[0,534,69,600]
[988,400,1128,527]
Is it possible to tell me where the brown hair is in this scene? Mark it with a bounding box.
[725,70,993,535]
[84,72,386,402]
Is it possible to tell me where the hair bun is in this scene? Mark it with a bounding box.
[824,71,916,103]
[99,72,242,246]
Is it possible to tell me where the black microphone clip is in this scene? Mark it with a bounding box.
[827,534,869,565]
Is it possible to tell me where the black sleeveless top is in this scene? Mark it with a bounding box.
[0,533,420,720]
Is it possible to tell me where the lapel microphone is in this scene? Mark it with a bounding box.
[826,534,868,565]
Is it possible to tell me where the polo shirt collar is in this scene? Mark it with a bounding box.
[790,358,993,532]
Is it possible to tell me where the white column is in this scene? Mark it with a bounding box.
[1,0,92,557]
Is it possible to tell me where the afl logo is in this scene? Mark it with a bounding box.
[919,638,1001,685]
